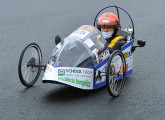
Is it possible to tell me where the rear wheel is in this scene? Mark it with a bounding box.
[106,50,126,97]
[18,43,42,87]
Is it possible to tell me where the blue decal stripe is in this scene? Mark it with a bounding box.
[121,40,134,51]
[126,69,132,76]
[94,81,106,89]
[93,70,95,89]
[95,57,109,70]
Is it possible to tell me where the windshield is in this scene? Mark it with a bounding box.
[57,37,93,67]
[50,25,106,67]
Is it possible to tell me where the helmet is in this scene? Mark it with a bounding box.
[97,12,120,29]
[97,12,120,38]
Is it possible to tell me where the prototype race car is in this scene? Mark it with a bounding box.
[18,6,145,97]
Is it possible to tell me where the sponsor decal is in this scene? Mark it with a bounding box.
[58,76,75,83]
[92,48,99,64]
[57,68,93,88]
[84,38,94,48]
[58,77,90,87]
[99,49,110,61]
[123,52,129,59]
[76,78,90,87]
[88,27,95,31]
[127,36,131,41]
[69,30,89,39]
[79,26,89,29]
[58,69,82,76]
[97,35,101,39]
[126,63,128,72]
[47,66,53,72]
[79,26,95,31]
[120,63,128,73]
[58,69,92,76]
[103,20,109,23]
[82,70,92,74]
[58,69,65,76]
[43,65,94,89]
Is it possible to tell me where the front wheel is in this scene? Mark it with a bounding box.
[18,43,42,87]
[106,50,126,97]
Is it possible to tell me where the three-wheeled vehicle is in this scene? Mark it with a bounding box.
[18,6,145,97]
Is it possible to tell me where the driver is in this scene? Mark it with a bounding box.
[97,12,126,53]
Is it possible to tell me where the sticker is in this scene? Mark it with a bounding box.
[69,30,89,39]
[47,66,53,72]
[92,48,99,64]
[103,20,109,23]
[92,48,98,53]
[97,35,101,39]
[127,36,131,41]
[79,26,89,29]
[120,63,128,73]
[88,27,95,31]
[123,52,129,59]
[99,49,110,61]
[84,38,94,48]
[79,26,95,31]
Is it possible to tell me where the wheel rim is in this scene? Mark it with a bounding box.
[21,45,40,84]
[108,52,125,95]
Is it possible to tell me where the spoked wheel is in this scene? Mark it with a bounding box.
[106,50,126,97]
[18,43,42,87]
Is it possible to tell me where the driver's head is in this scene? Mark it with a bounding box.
[97,12,120,39]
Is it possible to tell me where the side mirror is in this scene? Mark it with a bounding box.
[137,40,146,47]
[55,35,61,45]
[55,35,62,49]
[131,40,146,53]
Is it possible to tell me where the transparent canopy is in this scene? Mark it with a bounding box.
[50,25,106,67]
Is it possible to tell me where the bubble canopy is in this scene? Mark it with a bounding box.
[50,25,106,67]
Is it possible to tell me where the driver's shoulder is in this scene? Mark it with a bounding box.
[108,35,126,48]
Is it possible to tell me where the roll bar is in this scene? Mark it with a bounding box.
[93,5,135,39]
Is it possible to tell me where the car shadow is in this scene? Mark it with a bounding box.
[43,77,132,103]
[19,76,132,103]
[42,85,107,103]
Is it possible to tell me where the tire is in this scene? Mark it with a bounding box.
[106,50,126,97]
[18,43,42,87]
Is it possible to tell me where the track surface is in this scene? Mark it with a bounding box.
[0,0,165,120]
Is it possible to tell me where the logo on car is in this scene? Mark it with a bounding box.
[58,69,65,76]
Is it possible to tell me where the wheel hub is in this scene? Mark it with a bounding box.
[27,58,36,67]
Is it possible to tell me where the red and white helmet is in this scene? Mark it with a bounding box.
[97,12,120,29]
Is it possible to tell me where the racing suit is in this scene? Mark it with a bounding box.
[106,35,127,53]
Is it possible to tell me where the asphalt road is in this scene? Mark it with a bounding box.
[0,0,165,120]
